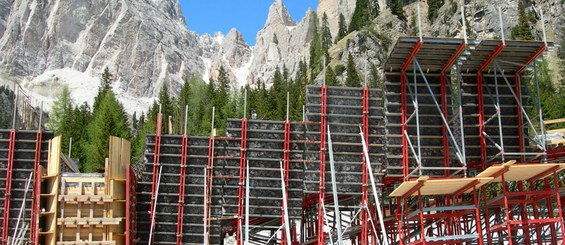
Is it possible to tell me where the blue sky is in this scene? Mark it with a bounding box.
[180,0,317,45]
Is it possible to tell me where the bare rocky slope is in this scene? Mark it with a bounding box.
[0,0,562,114]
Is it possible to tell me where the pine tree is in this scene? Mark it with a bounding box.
[337,13,348,42]
[68,103,92,166]
[83,91,130,172]
[349,0,379,32]
[427,0,444,21]
[388,0,406,21]
[511,1,534,40]
[48,86,73,131]
[321,13,332,62]
[309,13,323,70]
[93,67,113,112]
[326,66,339,86]
[345,53,361,87]
[369,64,381,88]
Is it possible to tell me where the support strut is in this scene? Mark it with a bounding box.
[317,85,328,244]
[1,130,15,245]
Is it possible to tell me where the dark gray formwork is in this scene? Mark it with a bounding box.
[137,135,222,244]
[305,85,385,202]
[0,129,53,244]
[461,76,533,164]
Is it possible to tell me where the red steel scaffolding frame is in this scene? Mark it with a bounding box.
[148,112,163,243]
[281,116,292,244]
[176,133,189,244]
[360,85,370,244]
[30,130,42,244]
[126,164,138,245]
[236,117,248,244]
[317,85,328,244]
[1,130,15,245]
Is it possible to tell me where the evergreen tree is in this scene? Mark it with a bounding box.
[84,91,131,172]
[270,67,287,120]
[93,67,113,112]
[388,0,406,21]
[67,103,92,166]
[321,13,332,62]
[48,86,73,131]
[345,53,361,87]
[369,64,381,88]
[309,12,323,70]
[132,112,138,130]
[337,13,348,42]
[511,1,534,40]
[349,0,379,32]
[427,0,444,21]
[326,66,339,86]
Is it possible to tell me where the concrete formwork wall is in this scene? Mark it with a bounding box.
[0,129,53,244]
[136,85,387,243]
[461,75,533,164]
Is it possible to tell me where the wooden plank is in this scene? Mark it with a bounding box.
[545,118,565,125]
[478,162,565,182]
[389,176,493,197]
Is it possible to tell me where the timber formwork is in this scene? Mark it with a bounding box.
[0,129,53,244]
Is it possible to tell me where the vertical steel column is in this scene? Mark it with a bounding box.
[317,85,328,244]
[501,174,513,245]
[126,165,137,245]
[545,178,557,244]
[514,74,525,162]
[360,85,370,245]
[176,133,188,244]
[236,117,248,244]
[1,129,15,245]
[440,41,467,176]
[473,186,484,245]
[30,130,42,244]
[281,117,291,244]
[552,171,565,243]
[401,41,423,180]
[476,43,505,168]
[204,114,215,245]
[149,112,162,243]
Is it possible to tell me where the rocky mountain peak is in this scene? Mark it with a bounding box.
[266,0,296,27]
[225,28,246,44]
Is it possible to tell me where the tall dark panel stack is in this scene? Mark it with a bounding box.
[0,129,52,244]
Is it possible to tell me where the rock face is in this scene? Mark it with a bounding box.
[317,0,357,38]
[246,0,314,84]
[0,0,205,99]
[0,0,563,114]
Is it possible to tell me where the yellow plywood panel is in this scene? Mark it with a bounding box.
[477,162,565,182]
[48,136,61,176]
[545,118,565,125]
[389,176,493,197]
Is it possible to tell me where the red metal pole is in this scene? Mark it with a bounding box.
[236,118,248,244]
[204,130,215,243]
[1,129,15,245]
[360,86,370,245]
[474,186,484,245]
[545,178,557,244]
[553,171,565,243]
[281,119,291,244]
[176,134,189,244]
[514,74,525,162]
[126,165,137,245]
[317,85,328,244]
[417,190,426,244]
[501,174,513,245]
[482,186,492,245]
[440,75,450,176]
[149,113,162,243]
[477,43,505,169]
[397,197,405,245]
[30,130,42,244]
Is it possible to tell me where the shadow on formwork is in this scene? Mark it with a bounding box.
[136,84,387,244]
[383,36,565,245]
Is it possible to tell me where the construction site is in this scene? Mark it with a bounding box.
[2,6,565,245]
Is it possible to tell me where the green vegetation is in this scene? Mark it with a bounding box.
[337,13,348,42]
[350,0,380,32]
[427,0,444,21]
[511,1,535,40]
[345,53,361,87]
